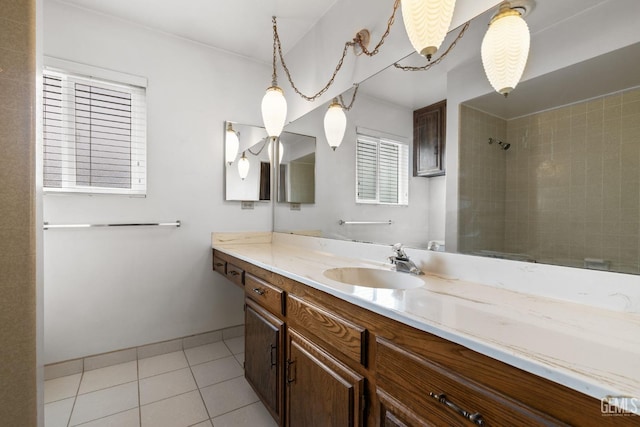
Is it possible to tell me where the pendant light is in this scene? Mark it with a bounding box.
[225,122,239,165]
[481,1,530,96]
[261,17,287,138]
[324,99,347,151]
[261,86,287,138]
[401,0,457,60]
[237,152,250,180]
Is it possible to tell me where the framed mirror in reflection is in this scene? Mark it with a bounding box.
[278,133,316,204]
[224,121,317,204]
[274,0,640,275]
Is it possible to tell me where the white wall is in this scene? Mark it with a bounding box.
[43,1,271,363]
[277,93,433,248]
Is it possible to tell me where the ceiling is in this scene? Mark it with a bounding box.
[54,0,338,63]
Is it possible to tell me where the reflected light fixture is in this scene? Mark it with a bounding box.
[237,151,250,180]
[261,17,287,138]
[324,99,347,151]
[401,0,457,60]
[225,122,239,165]
[267,138,284,164]
[481,1,531,96]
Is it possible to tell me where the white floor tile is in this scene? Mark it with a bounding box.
[190,421,213,427]
[44,397,75,427]
[184,341,231,366]
[138,350,188,379]
[78,361,137,395]
[211,401,277,427]
[234,352,244,367]
[73,408,139,427]
[69,381,138,426]
[140,390,208,427]
[224,337,244,355]
[200,376,259,418]
[190,356,244,389]
[45,373,81,403]
[139,367,197,405]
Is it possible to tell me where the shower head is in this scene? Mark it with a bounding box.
[499,141,511,150]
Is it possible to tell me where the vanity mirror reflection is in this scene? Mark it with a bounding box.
[274,0,640,275]
[224,122,316,203]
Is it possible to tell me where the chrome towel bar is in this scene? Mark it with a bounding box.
[338,220,392,225]
[43,220,181,230]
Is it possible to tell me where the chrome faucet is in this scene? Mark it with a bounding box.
[389,243,423,275]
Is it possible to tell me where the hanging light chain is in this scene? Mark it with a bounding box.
[355,0,401,57]
[338,84,359,111]
[271,0,399,102]
[273,16,357,102]
[393,21,470,71]
[271,16,278,86]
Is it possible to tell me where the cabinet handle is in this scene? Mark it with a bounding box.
[215,262,224,267]
[270,344,277,368]
[252,288,265,296]
[429,392,484,426]
[286,359,295,384]
[229,270,239,276]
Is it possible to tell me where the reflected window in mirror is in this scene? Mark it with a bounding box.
[356,132,409,206]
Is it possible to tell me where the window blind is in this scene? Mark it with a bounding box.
[43,68,147,195]
[356,134,408,205]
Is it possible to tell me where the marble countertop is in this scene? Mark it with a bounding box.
[212,237,640,403]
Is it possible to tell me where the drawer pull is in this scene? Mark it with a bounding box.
[215,262,224,267]
[252,287,265,295]
[229,270,240,276]
[429,392,484,426]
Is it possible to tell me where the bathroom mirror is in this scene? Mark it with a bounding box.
[225,122,270,202]
[277,132,316,204]
[274,0,640,274]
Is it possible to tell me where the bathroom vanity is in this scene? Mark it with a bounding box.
[211,234,639,426]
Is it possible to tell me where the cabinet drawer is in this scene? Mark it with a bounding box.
[213,255,226,275]
[225,262,244,287]
[287,294,366,366]
[245,274,285,316]
[376,338,564,426]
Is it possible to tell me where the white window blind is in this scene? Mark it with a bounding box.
[43,64,147,195]
[356,133,409,205]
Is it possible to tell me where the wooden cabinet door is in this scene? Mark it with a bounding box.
[286,328,364,427]
[245,299,284,425]
[414,100,446,177]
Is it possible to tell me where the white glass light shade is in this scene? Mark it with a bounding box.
[481,6,530,96]
[261,86,287,138]
[267,138,284,164]
[323,101,347,151]
[225,123,239,165]
[237,152,250,180]
[401,0,456,59]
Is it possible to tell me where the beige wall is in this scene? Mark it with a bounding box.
[460,88,640,273]
[0,0,37,424]
[505,87,640,273]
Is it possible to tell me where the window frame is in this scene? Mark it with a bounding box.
[42,57,147,196]
[355,130,409,206]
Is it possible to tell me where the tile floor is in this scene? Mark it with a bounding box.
[44,337,278,427]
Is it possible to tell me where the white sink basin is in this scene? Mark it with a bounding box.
[323,267,424,290]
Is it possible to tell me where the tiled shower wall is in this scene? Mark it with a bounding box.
[459,105,508,254]
[459,87,640,274]
[0,0,38,424]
